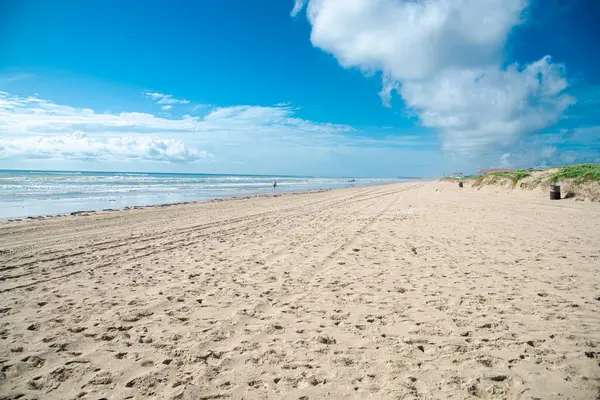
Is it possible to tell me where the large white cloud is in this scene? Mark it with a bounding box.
[305,0,527,80]
[294,0,575,157]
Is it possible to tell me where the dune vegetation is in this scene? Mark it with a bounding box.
[442,163,600,201]
[549,163,600,183]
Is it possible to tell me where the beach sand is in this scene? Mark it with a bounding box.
[1,182,599,399]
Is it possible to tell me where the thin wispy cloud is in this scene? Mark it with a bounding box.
[0,73,33,85]
[143,91,190,106]
[290,0,307,17]
[0,92,352,136]
[192,104,211,112]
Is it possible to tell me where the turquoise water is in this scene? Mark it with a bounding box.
[0,170,413,219]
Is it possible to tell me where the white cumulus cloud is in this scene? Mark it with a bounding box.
[401,56,574,154]
[293,0,575,157]
[0,131,212,163]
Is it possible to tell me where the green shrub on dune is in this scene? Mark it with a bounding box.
[551,164,600,183]
[480,170,531,187]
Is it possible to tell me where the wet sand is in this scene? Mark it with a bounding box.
[1,182,599,399]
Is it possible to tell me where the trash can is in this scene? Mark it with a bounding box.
[458,181,463,188]
[550,184,561,200]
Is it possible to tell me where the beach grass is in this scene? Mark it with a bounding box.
[485,170,531,187]
[550,163,600,183]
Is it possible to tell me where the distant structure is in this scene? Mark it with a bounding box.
[448,172,464,178]
[476,168,515,175]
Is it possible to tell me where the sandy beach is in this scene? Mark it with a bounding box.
[1,182,599,399]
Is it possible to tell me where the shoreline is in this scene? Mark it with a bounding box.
[1,169,417,221]
[1,183,401,223]
[0,187,328,223]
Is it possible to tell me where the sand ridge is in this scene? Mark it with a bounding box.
[1,182,599,399]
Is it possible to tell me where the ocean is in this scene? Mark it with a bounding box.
[0,170,414,219]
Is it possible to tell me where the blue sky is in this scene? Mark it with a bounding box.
[1,0,599,177]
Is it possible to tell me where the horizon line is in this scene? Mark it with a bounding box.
[0,168,430,180]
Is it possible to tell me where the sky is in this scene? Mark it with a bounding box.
[0,0,599,177]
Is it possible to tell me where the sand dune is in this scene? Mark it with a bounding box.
[1,182,599,399]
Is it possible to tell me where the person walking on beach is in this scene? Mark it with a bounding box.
[273,179,277,190]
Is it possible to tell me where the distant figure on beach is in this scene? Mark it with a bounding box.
[273,179,277,190]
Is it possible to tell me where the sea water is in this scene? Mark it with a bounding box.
[0,170,414,219]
